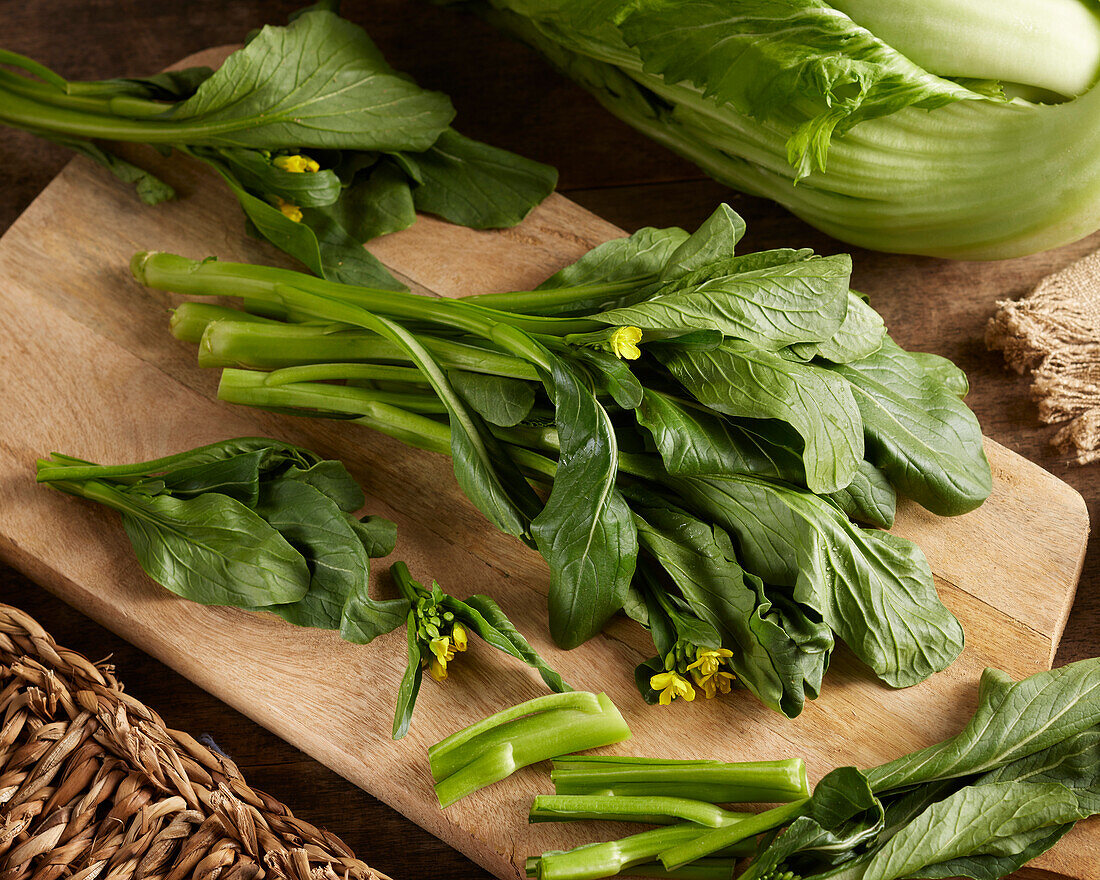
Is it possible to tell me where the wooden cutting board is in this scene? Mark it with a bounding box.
[0,57,1092,880]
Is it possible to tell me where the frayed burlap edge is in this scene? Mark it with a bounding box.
[987,250,1100,464]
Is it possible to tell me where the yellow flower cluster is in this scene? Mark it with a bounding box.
[273,154,321,173]
[274,197,303,223]
[650,647,736,705]
[427,623,468,681]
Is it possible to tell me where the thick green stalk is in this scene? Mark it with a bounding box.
[215,371,446,415]
[134,251,603,336]
[194,318,539,380]
[170,302,274,344]
[659,800,809,870]
[528,824,750,880]
[550,756,810,803]
[529,794,749,827]
[428,692,631,808]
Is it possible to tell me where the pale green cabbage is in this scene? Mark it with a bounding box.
[454,0,1100,259]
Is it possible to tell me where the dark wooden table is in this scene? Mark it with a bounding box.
[3,3,1098,878]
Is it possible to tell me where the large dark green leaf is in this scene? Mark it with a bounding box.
[166,10,454,150]
[789,291,886,364]
[854,783,1082,880]
[828,337,991,515]
[828,460,896,529]
[250,478,371,629]
[117,489,309,607]
[409,128,558,228]
[599,253,852,348]
[677,475,961,688]
[867,659,1100,793]
[296,204,407,289]
[532,355,638,648]
[979,727,1100,814]
[282,458,365,512]
[659,340,863,494]
[321,158,417,241]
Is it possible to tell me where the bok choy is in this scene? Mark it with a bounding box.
[446,0,1100,259]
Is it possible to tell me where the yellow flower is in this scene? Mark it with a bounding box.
[275,197,303,223]
[451,623,468,652]
[609,326,643,360]
[650,670,696,706]
[687,647,734,678]
[692,668,736,700]
[273,154,320,173]
[428,658,449,681]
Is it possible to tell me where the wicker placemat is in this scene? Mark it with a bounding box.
[0,603,393,880]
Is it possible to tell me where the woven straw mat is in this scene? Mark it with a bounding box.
[0,603,393,880]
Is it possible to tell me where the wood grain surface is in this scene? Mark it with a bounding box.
[2,3,1099,880]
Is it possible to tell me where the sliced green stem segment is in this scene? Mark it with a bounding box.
[527,823,751,880]
[550,756,809,803]
[428,692,631,808]
[659,799,809,870]
[530,794,749,827]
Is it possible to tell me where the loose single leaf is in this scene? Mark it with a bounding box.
[410,128,558,228]
[658,202,746,280]
[117,489,309,607]
[166,10,454,150]
[868,659,1100,793]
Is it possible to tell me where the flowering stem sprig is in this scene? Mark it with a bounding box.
[390,562,571,740]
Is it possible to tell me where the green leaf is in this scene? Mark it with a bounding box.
[911,350,970,398]
[155,450,268,505]
[250,478,370,629]
[57,137,175,204]
[115,488,309,606]
[297,204,407,289]
[538,225,688,294]
[658,202,746,280]
[409,128,558,228]
[739,767,884,880]
[447,593,572,692]
[599,254,852,348]
[392,610,424,739]
[677,475,962,688]
[348,514,398,558]
[213,163,325,276]
[789,291,886,364]
[450,369,538,427]
[634,505,786,713]
[617,0,987,175]
[855,783,1082,880]
[867,659,1100,793]
[571,347,644,410]
[283,458,365,512]
[658,340,863,494]
[166,10,454,151]
[532,355,638,648]
[827,460,896,529]
[827,337,991,516]
[77,67,214,100]
[208,147,342,207]
[321,158,416,241]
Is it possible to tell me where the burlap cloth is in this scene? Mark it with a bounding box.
[987,251,1100,464]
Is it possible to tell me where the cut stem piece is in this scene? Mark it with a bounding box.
[551,755,809,803]
[529,794,749,827]
[428,692,631,808]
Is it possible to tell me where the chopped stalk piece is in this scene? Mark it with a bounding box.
[429,692,631,807]
[529,794,749,827]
